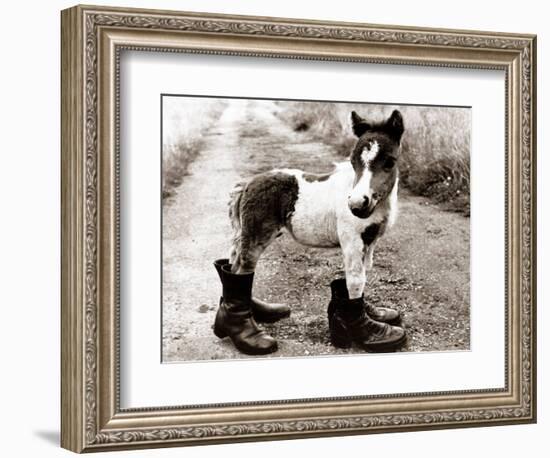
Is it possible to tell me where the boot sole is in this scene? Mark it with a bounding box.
[361,333,407,352]
[213,324,279,355]
[331,332,407,352]
[235,341,279,355]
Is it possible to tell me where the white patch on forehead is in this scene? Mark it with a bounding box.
[361,141,379,165]
[348,167,373,207]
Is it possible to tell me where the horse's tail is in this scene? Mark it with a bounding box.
[228,181,246,264]
[229,181,245,233]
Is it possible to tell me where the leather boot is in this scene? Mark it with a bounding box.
[213,263,278,355]
[214,259,291,323]
[328,279,401,324]
[328,282,406,352]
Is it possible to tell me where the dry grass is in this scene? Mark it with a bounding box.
[277,101,471,214]
[162,97,227,198]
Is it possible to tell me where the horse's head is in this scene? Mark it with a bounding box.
[348,109,404,219]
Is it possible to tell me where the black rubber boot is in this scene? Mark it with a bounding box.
[328,279,401,325]
[214,259,291,323]
[213,263,278,355]
[327,281,406,352]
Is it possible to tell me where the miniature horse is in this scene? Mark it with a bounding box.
[213,110,406,355]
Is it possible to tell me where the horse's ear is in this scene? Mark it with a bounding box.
[385,110,405,142]
[351,111,371,137]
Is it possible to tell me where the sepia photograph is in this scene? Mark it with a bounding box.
[59,5,537,451]
[161,95,471,362]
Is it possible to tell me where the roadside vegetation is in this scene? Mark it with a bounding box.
[162,97,226,198]
[276,102,471,214]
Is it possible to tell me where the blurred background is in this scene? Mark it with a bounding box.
[162,97,228,197]
[162,97,470,213]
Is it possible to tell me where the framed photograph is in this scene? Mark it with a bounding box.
[61,4,537,453]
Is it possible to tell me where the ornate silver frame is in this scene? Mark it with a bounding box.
[61,4,536,453]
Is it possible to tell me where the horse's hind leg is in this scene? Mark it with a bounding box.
[227,210,291,322]
[364,240,377,271]
[229,186,281,274]
[231,231,278,275]
[227,181,276,274]
[214,229,279,355]
[214,211,281,355]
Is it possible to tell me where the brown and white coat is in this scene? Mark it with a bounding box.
[229,110,405,301]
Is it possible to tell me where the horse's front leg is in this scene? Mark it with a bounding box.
[330,228,405,351]
[340,234,366,299]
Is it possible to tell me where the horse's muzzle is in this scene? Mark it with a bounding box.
[349,204,375,219]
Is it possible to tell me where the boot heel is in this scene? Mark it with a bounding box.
[330,333,352,349]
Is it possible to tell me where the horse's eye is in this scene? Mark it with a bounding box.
[383,157,396,170]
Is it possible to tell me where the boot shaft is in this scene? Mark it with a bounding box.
[213,260,255,300]
[329,278,401,325]
[214,258,291,322]
[213,258,229,281]
[328,279,406,351]
[329,278,364,321]
[213,260,278,355]
[218,263,254,310]
[330,278,349,300]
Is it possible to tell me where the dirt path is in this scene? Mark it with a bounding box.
[162,100,470,362]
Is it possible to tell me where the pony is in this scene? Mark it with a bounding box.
[228,109,404,303]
